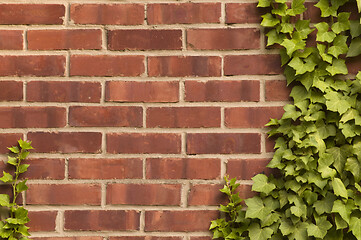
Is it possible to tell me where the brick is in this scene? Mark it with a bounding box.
[227,158,275,180]
[188,184,227,206]
[265,80,291,101]
[347,56,361,74]
[148,56,221,77]
[226,3,264,24]
[146,158,220,180]
[27,29,102,50]
[70,55,144,77]
[0,30,23,49]
[187,133,261,154]
[0,133,23,153]
[107,184,181,206]
[190,237,212,240]
[304,3,322,23]
[0,107,66,128]
[64,210,140,231]
[148,3,221,24]
[27,184,101,205]
[106,81,179,103]
[225,107,284,128]
[27,211,57,232]
[107,133,181,154]
[22,158,65,180]
[0,55,65,76]
[33,238,102,240]
[70,4,144,25]
[187,29,260,50]
[69,158,143,179]
[108,30,182,50]
[110,237,181,240]
[69,106,143,127]
[266,137,276,153]
[185,80,260,102]
[28,132,102,153]
[145,210,219,232]
[0,81,23,101]
[224,55,282,75]
[0,4,64,25]
[27,81,101,103]
[147,107,221,128]
[0,185,22,204]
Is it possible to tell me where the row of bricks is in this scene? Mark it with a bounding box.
[1,80,290,103]
[0,3,352,25]
[1,55,361,77]
[27,209,220,232]
[30,238,210,240]
[0,132,274,154]
[5,183,254,206]
[0,29,262,51]
[1,157,272,180]
[0,106,284,128]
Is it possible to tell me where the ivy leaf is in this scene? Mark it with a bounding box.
[251,174,276,195]
[7,156,17,166]
[315,22,336,43]
[327,146,351,173]
[281,39,305,56]
[332,178,348,199]
[347,38,361,57]
[315,0,337,17]
[331,12,351,34]
[248,223,273,240]
[16,180,28,193]
[288,57,317,75]
[261,13,280,27]
[350,20,361,38]
[317,44,333,63]
[331,200,351,224]
[328,35,348,58]
[350,217,361,239]
[307,216,332,238]
[282,104,301,121]
[314,193,336,215]
[258,0,272,7]
[266,29,285,46]
[290,222,308,240]
[18,139,33,150]
[345,157,361,182]
[287,0,306,16]
[326,59,348,76]
[290,85,309,103]
[16,225,30,237]
[0,171,13,183]
[8,146,19,154]
[325,91,351,114]
[281,22,294,34]
[0,194,10,207]
[340,108,361,125]
[245,196,271,221]
[18,164,29,174]
[295,20,314,40]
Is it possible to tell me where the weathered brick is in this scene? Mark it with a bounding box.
[110,237,181,240]
[145,210,219,232]
[0,4,64,25]
[0,81,23,101]
[0,107,66,128]
[187,133,261,154]
[64,210,140,231]
[265,80,291,101]
[107,184,181,206]
[188,184,227,206]
[148,56,221,77]
[106,81,179,103]
[227,158,275,180]
[71,4,144,25]
[225,107,284,128]
[0,30,23,49]
[107,133,181,154]
[108,30,182,50]
[68,158,143,179]
[147,107,221,128]
[27,211,57,232]
[226,3,264,23]
[69,106,143,127]
[27,29,102,50]
[0,133,23,154]
[70,55,144,77]
[146,158,220,180]
[28,132,102,153]
[27,81,101,103]
[187,29,260,50]
[224,55,282,75]
[147,3,221,24]
[33,238,102,240]
[185,80,260,102]
[27,184,101,205]
[0,55,65,76]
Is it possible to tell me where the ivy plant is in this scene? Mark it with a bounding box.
[211,0,361,239]
[0,139,32,240]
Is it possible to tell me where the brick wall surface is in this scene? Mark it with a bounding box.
[0,0,345,239]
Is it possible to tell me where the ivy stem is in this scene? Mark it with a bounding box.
[10,150,22,217]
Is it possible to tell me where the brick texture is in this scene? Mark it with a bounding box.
[0,1,295,239]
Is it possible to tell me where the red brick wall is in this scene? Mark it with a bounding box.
[0,1,291,239]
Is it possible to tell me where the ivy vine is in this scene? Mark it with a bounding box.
[210,0,361,239]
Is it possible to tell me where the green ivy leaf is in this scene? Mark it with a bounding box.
[287,0,306,16]
[0,171,13,183]
[248,223,273,240]
[326,59,348,76]
[307,216,332,238]
[258,0,272,7]
[16,180,28,193]
[314,193,336,215]
[288,57,317,75]
[331,200,351,224]
[327,146,351,173]
[295,20,314,40]
[281,23,294,34]
[281,39,306,57]
[328,35,348,58]
[315,0,337,17]
[347,38,361,57]
[332,178,348,199]
[282,104,301,121]
[315,22,336,43]
[350,20,361,38]
[266,29,285,46]
[317,44,333,63]
[8,146,19,154]
[252,174,276,195]
[350,217,361,239]
[345,157,361,182]
[331,12,351,34]
[0,194,10,207]
[7,156,17,166]
[245,196,271,221]
[261,13,280,27]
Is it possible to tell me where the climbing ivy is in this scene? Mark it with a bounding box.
[210,0,361,239]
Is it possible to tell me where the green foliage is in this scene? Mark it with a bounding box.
[211,0,361,239]
[0,139,32,240]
